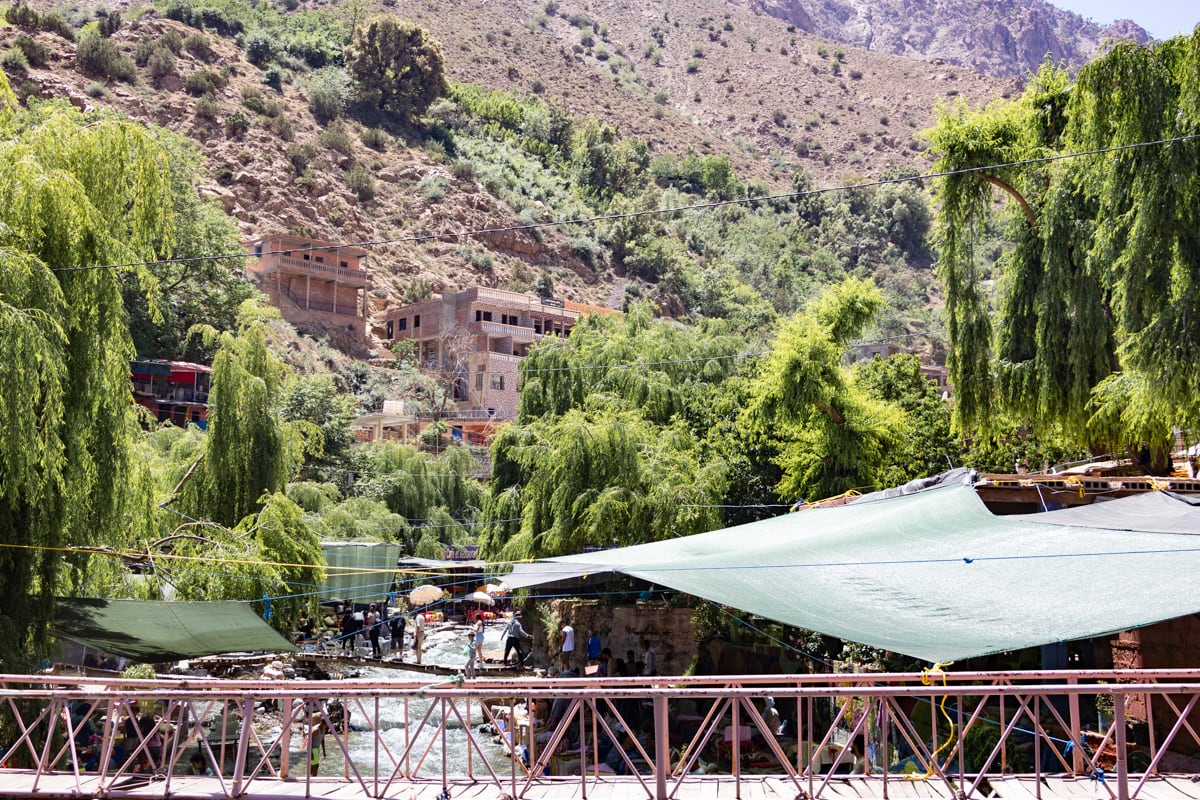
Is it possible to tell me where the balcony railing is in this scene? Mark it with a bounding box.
[0,669,1196,800]
[268,255,367,283]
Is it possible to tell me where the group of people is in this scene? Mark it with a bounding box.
[555,620,659,677]
[329,599,429,664]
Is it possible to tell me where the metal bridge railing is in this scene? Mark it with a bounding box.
[1,670,1199,799]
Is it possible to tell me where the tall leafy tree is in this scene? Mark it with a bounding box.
[0,80,180,667]
[745,279,905,501]
[183,302,300,528]
[345,16,447,122]
[927,32,1200,463]
[480,305,744,560]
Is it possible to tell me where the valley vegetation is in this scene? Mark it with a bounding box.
[0,0,1197,667]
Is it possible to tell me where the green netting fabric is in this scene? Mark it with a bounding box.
[54,598,296,661]
[321,541,400,602]
[521,485,1200,663]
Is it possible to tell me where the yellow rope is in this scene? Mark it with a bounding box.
[1063,476,1085,498]
[905,661,955,781]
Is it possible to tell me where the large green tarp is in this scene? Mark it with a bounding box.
[516,484,1200,663]
[54,598,296,662]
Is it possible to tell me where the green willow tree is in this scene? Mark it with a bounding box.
[745,279,905,501]
[0,78,181,668]
[479,305,745,560]
[927,31,1200,463]
[183,301,302,528]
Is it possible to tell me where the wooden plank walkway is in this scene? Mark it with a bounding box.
[0,772,1190,800]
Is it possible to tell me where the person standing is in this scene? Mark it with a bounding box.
[463,634,477,679]
[413,612,426,665]
[366,604,381,658]
[502,612,531,668]
[586,629,602,664]
[472,616,485,664]
[642,639,657,676]
[560,620,575,671]
[340,604,356,654]
[390,610,405,661]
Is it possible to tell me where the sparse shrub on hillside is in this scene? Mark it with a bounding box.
[317,122,353,155]
[5,3,41,30]
[240,84,265,113]
[456,244,493,271]
[97,10,122,37]
[417,174,448,200]
[346,165,376,201]
[307,66,350,124]
[193,92,220,120]
[266,114,294,140]
[15,79,39,103]
[849,68,863,80]
[531,79,545,94]
[543,1,557,15]
[448,159,475,181]
[135,37,158,65]
[723,19,733,31]
[262,66,284,91]
[817,45,828,58]
[244,30,274,66]
[147,47,177,83]
[579,31,594,48]
[286,142,316,172]
[1,48,30,73]
[77,34,136,81]
[361,127,388,151]
[12,35,49,68]
[567,12,591,28]
[685,59,699,73]
[224,110,250,138]
[185,68,226,95]
[39,11,76,41]
[345,17,447,123]
[161,28,184,53]
[184,32,214,60]
[653,89,668,104]
[84,80,107,97]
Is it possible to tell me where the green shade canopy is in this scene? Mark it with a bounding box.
[512,485,1200,663]
[54,598,296,662]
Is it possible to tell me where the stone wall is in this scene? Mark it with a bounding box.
[525,599,698,675]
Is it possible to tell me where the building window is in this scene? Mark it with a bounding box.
[386,320,394,339]
[534,323,542,334]
[314,255,324,263]
[340,261,348,268]
[414,315,421,328]
[475,370,484,390]
[482,311,492,322]
[475,310,482,322]
[490,375,505,390]
[302,253,310,261]
[254,244,262,256]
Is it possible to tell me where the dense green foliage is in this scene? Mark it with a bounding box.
[928,31,1200,466]
[345,16,448,122]
[0,79,177,668]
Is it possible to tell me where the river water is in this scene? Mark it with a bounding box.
[287,622,519,780]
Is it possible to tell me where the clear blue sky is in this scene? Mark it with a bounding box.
[1050,1,1197,40]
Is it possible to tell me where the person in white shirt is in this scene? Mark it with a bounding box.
[560,621,575,671]
[642,639,657,676]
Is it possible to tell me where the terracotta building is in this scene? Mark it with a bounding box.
[381,287,615,441]
[131,360,210,429]
[247,235,369,341]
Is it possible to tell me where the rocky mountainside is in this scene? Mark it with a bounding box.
[2,0,1069,357]
[730,0,1152,77]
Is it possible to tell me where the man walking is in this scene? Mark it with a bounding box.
[502,612,531,668]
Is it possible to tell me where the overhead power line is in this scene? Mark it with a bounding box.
[48,132,1200,273]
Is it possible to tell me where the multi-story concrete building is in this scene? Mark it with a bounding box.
[247,235,369,342]
[382,287,615,441]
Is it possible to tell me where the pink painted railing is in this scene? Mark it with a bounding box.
[1,670,1199,799]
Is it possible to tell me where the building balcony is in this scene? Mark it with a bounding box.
[475,320,544,341]
[266,255,368,285]
[278,284,364,318]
